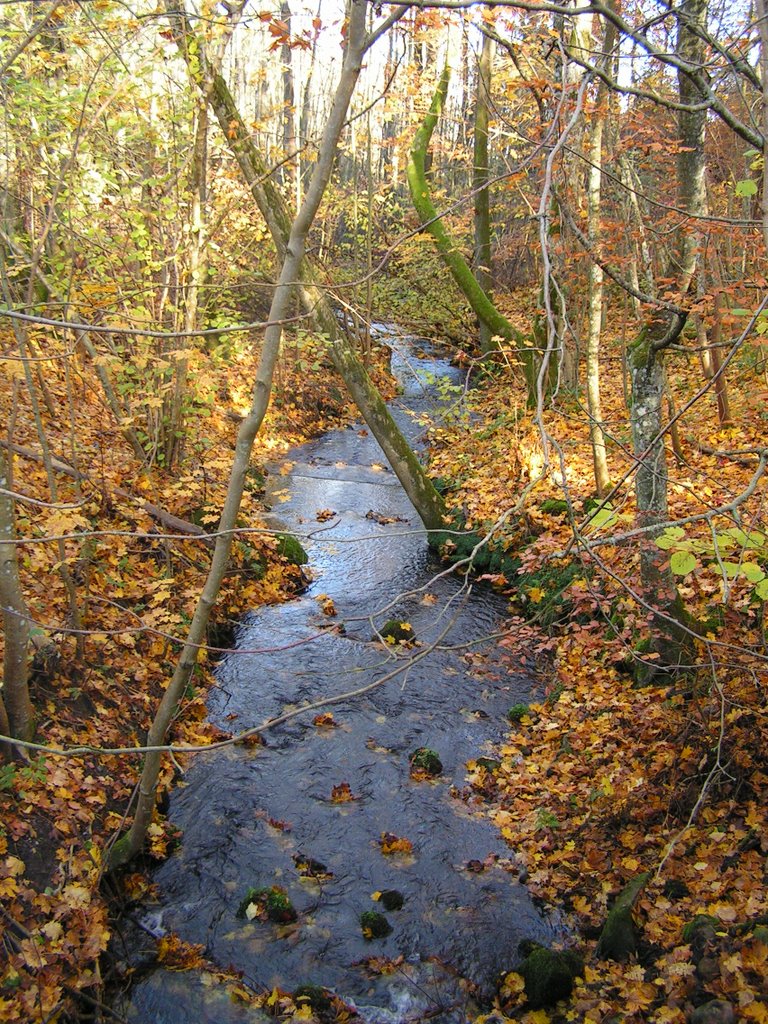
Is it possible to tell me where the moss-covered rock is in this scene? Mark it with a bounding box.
[596,873,650,961]
[361,911,392,940]
[507,703,530,724]
[294,986,333,1014]
[410,747,443,777]
[514,558,584,627]
[236,885,297,923]
[428,511,521,579]
[540,498,569,516]
[682,914,721,945]
[379,889,405,911]
[275,532,309,566]
[476,757,501,771]
[517,942,583,1009]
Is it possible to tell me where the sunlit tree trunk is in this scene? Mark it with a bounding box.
[166,99,208,468]
[585,12,617,496]
[279,0,300,208]
[109,0,378,870]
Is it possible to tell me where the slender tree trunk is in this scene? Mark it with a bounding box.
[167,99,208,468]
[0,263,83,650]
[628,0,710,675]
[109,0,375,870]
[407,66,535,397]
[759,0,768,253]
[676,0,707,295]
[585,13,617,496]
[0,449,34,746]
[474,32,494,354]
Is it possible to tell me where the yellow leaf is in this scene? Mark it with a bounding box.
[371,891,382,901]
[4,856,24,876]
[524,1009,551,1023]
[743,1004,768,1023]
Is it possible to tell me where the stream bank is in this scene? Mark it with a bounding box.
[117,327,562,1023]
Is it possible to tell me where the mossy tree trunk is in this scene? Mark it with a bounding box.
[628,0,711,674]
[327,338,446,531]
[473,32,494,355]
[630,324,690,673]
[406,66,536,402]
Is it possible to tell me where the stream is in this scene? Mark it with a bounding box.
[120,327,561,1023]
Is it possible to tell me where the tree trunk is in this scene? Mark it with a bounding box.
[474,32,494,355]
[0,449,34,745]
[167,98,208,468]
[629,328,689,676]
[585,12,617,496]
[627,0,711,676]
[167,3,445,534]
[109,0,377,870]
[407,66,535,398]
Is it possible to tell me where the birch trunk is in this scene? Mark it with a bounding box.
[585,12,617,496]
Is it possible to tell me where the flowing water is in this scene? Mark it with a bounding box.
[122,328,561,1023]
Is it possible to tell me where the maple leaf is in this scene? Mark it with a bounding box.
[315,593,337,616]
[331,782,356,803]
[157,935,206,970]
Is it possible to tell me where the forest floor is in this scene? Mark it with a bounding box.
[1,305,768,1024]
[0,332,395,1022]
[425,305,768,1023]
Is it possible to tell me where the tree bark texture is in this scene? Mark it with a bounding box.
[0,448,34,744]
[585,11,617,496]
[626,0,713,672]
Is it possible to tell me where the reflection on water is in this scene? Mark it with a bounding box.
[125,328,560,1023]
